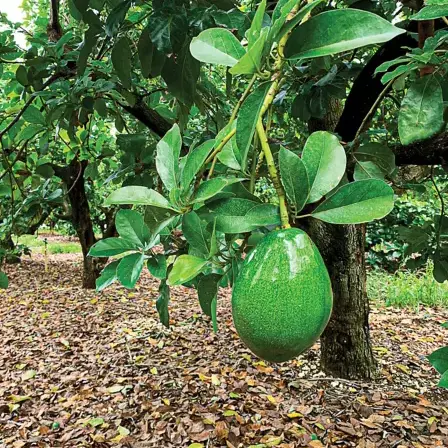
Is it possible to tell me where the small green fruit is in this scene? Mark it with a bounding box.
[232,228,333,362]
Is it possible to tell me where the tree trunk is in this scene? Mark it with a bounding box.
[1,235,20,264]
[308,221,376,379]
[307,98,376,379]
[54,160,98,289]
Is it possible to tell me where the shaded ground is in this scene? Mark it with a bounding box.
[1,254,448,448]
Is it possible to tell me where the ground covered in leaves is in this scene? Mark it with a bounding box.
[1,251,448,447]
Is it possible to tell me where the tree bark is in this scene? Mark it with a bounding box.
[53,161,98,289]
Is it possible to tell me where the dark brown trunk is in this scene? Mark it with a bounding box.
[307,99,375,379]
[54,160,98,289]
[68,161,98,289]
[1,236,20,264]
[308,221,376,379]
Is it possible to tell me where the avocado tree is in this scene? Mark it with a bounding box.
[1,0,447,379]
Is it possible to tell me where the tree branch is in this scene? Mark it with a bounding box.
[119,96,173,137]
[48,0,63,42]
[394,133,448,166]
[335,33,417,142]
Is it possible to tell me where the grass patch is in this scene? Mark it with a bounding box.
[16,235,81,254]
[47,243,81,254]
[367,263,448,308]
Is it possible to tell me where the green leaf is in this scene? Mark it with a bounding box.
[96,260,119,291]
[192,178,245,203]
[117,253,145,289]
[94,98,108,118]
[112,37,132,90]
[147,254,167,279]
[411,5,448,19]
[162,43,200,107]
[17,124,44,142]
[138,28,154,77]
[229,27,269,75]
[428,346,448,374]
[156,124,182,190]
[279,147,309,215]
[156,280,170,328]
[16,65,28,86]
[150,9,187,54]
[115,209,151,248]
[181,139,215,191]
[182,212,212,258]
[212,8,249,31]
[381,63,418,84]
[88,418,104,428]
[354,161,385,181]
[439,369,448,389]
[354,143,395,174]
[0,271,8,289]
[200,198,280,233]
[267,0,297,45]
[145,206,178,234]
[236,82,271,171]
[398,75,444,146]
[35,164,55,179]
[78,27,98,75]
[138,27,166,78]
[246,0,267,49]
[277,0,325,40]
[190,28,246,67]
[197,274,221,317]
[433,252,448,283]
[106,186,174,210]
[73,0,89,14]
[88,237,137,257]
[167,255,208,285]
[302,131,346,204]
[284,10,405,60]
[291,94,311,122]
[106,0,132,37]
[23,106,46,125]
[117,133,147,154]
[218,136,241,170]
[311,179,394,224]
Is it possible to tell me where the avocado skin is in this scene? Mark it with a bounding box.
[232,228,333,363]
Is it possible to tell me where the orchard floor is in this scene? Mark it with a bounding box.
[1,254,448,448]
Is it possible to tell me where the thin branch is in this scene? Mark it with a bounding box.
[352,79,394,144]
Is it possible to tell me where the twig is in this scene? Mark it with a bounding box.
[65,162,84,197]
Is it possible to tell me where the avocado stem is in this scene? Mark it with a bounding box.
[230,74,258,123]
[256,118,290,229]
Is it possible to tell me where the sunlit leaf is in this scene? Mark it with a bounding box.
[190,28,245,67]
[284,10,405,59]
[311,179,394,224]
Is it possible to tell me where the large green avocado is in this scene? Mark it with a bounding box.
[232,228,333,363]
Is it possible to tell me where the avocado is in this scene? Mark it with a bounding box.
[232,228,333,362]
